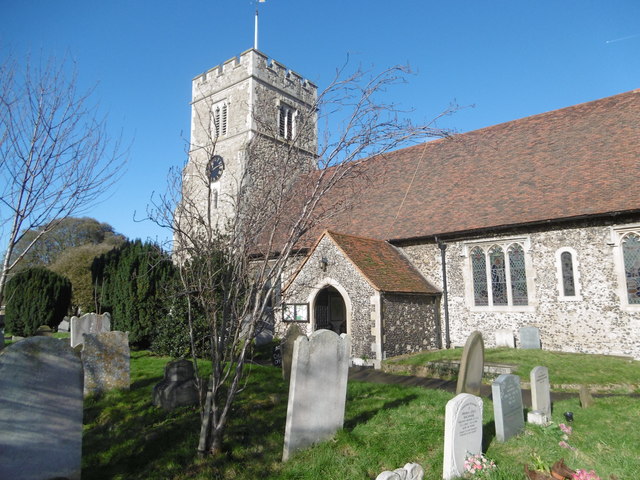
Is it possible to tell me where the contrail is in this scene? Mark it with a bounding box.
[605,33,640,44]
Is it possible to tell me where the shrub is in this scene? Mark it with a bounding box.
[4,267,71,336]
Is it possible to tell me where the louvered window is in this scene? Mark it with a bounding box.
[212,102,228,138]
[278,104,295,140]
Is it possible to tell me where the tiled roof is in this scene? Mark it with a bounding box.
[325,231,440,294]
[312,89,640,243]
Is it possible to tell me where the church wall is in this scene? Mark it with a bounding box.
[381,293,439,359]
[281,236,378,362]
[401,220,640,359]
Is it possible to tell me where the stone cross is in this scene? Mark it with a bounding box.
[443,393,484,480]
[282,330,350,461]
[491,374,524,442]
[456,331,484,396]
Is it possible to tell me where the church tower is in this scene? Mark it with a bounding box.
[182,49,318,232]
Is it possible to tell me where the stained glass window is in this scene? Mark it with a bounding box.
[471,247,488,306]
[560,251,575,296]
[622,233,640,305]
[489,246,508,305]
[509,244,529,305]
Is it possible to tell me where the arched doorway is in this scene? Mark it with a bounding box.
[313,286,347,334]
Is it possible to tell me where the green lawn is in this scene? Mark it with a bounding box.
[82,350,640,479]
[384,347,640,392]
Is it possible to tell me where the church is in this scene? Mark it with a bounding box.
[182,47,640,367]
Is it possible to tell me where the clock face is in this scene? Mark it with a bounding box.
[207,155,225,182]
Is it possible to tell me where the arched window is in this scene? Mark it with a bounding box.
[212,102,228,138]
[508,244,529,305]
[555,247,582,301]
[471,247,488,306]
[278,104,295,140]
[622,233,640,305]
[489,246,507,305]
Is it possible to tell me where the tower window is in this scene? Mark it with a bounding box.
[278,104,295,140]
[212,102,228,138]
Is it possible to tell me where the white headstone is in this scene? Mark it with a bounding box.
[71,312,111,348]
[0,337,83,480]
[494,329,515,348]
[519,326,541,349]
[530,366,551,422]
[282,330,350,461]
[376,463,424,480]
[491,374,524,442]
[442,393,483,480]
[82,331,130,397]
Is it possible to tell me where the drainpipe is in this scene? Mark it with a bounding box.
[436,237,451,349]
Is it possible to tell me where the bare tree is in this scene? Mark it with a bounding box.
[0,57,125,306]
[148,62,454,456]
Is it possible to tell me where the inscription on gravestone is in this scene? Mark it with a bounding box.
[492,374,524,442]
[442,393,483,480]
[456,331,484,396]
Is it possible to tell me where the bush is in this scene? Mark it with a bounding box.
[4,267,71,336]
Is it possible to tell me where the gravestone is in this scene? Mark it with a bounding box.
[281,324,306,382]
[491,374,524,442]
[519,326,541,349]
[71,312,111,348]
[58,317,71,332]
[153,358,200,410]
[282,330,350,461]
[528,366,551,424]
[456,331,484,396]
[82,331,130,397]
[494,329,515,348]
[35,324,54,336]
[376,463,424,480]
[442,393,484,480]
[579,385,595,408]
[0,337,83,480]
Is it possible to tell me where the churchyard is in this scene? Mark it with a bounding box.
[2,328,639,479]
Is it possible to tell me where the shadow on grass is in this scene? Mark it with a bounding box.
[482,420,496,451]
[344,393,419,430]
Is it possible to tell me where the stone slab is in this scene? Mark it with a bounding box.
[443,393,484,480]
[519,326,541,349]
[491,374,524,442]
[82,331,130,397]
[494,329,515,348]
[456,331,484,396]
[282,330,350,461]
[70,312,111,348]
[281,324,305,382]
[0,337,83,480]
[530,366,551,421]
[153,358,200,410]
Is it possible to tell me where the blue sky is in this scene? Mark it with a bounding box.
[2,0,639,247]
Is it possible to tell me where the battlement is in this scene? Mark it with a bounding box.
[193,49,317,92]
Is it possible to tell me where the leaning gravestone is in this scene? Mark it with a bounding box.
[58,317,71,332]
[495,329,515,348]
[492,374,524,442]
[282,330,350,461]
[519,326,541,349]
[0,337,83,480]
[281,324,306,382]
[528,366,551,424]
[71,312,111,348]
[442,393,484,480]
[82,331,130,397]
[456,331,484,396]
[153,358,200,410]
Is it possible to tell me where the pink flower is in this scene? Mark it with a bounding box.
[558,440,575,450]
[559,423,573,435]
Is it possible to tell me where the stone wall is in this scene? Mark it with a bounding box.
[401,218,640,359]
[282,235,378,362]
[382,293,440,358]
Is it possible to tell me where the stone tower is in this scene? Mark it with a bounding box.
[181,49,318,233]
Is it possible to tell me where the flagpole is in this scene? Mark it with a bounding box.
[254,7,259,50]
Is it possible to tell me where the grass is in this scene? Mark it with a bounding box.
[383,347,640,391]
[82,349,640,479]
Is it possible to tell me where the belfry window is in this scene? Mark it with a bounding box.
[468,239,532,309]
[278,104,295,140]
[212,102,228,138]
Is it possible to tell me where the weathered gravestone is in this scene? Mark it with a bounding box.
[35,324,54,337]
[494,329,515,348]
[376,463,424,480]
[71,311,111,348]
[153,358,200,410]
[491,374,524,442]
[282,330,350,461]
[0,337,83,480]
[442,393,484,480]
[579,384,595,408]
[58,317,71,332]
[281,324,306,382]
[528,366,551,424]
[456,331,484,396]
[519,326,541,349]
[82,331,130,397]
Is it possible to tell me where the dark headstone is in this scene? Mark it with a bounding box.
[456,331,484,396]
[519,326,541,349]
[492,374,525,442]
[153,358,200,410]
[281,324,305,381]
